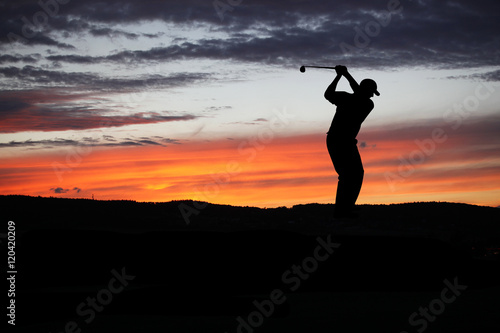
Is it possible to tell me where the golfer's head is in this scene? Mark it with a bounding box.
[359,79,380,98]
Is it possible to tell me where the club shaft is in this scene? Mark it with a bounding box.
[303,65,337,69]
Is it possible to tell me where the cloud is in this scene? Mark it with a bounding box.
[360,141,376,149]
[160,137,181,144]
[467,70,500,82]
[0,98,30,113]
[0,87,200,133]
[87,27,164,40]
[0,90,198,133]
[4,32,75,49]
[0,65,97,89]
[0,138,79,148]
[89,27,141,39]
[0,108,197,133]
[0,54,39,64]
[1,0,499,69]
[45,54,96,64]
[50,187,69,194]
[0,65,211,91]
[204,106,233,112]
[0,135,181,149]
[49,187,82,194]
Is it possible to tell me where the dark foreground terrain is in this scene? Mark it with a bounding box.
[2,195,500,332]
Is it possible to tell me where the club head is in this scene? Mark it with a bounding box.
[299,66,306,73]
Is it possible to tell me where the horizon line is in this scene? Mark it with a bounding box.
[1,194,498,209]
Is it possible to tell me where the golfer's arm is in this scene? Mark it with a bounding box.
[324,74,342,102]
[344,71,359,93]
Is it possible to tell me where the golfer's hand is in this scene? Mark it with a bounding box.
[335,65,348,76]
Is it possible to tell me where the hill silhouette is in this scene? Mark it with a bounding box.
[3,195,500,332]
[3,195,499,246]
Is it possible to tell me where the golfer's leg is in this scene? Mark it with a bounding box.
[346,146,364,208]
[335,174,351,215]
[331,151,351,215]
[327,137,353,217]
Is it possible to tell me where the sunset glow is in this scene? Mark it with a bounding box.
[2,117,499,207]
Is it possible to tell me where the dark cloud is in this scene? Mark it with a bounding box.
[87,27,163,40]
[0,54,39,64]
[98,136,180,147]
[137,139,162,146]
[0,98,30,113]
[463,70,500,82]
[359,141,376,149]
[0,65,97,88]
[0,106,197,132]
[227,117,269,125]
[204,106,232,112]
[50,187,69,194]
[0,135,181,149]
[45,54,96,64]
[1,0,499,69]
[0,88,198,133]
[0,138,79,148]
[103,135,117,142]
[23,34,75,49]
[50,187,82,194]
[89,27,140,39]
[0,65,211,91]
[160,137,181,144]
[3,30,76,49]
[142,32,165,39]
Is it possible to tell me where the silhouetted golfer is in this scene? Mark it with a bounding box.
[324,65,379,218]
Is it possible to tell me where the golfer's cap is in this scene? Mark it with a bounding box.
[360,79,380,96]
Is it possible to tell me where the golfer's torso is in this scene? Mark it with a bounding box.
[328,96,373,142]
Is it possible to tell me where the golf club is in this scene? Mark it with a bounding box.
[300,65,338,73]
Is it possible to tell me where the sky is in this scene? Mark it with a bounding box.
[1,0,500,208]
